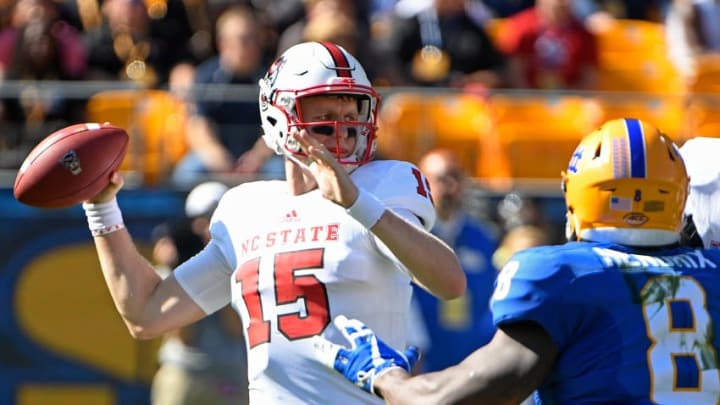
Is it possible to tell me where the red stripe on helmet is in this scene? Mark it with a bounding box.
[320,41,351,77]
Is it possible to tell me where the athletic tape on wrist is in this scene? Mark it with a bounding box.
[83,198,125,236]
[346,188,385,229]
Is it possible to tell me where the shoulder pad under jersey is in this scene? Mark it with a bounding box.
[491,244,597,348]
[352,160,436,230]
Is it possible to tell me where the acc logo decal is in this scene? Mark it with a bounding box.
[623,212,648,226]
[59,150,82,175]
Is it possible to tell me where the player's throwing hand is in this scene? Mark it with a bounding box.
[290,128,359,208]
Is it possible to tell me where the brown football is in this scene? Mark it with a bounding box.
[13,123,129,209]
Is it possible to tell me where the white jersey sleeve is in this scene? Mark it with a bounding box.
[173,186,238,314]
[352,160,436,231]
[680,137,720,248]
[173,240,234,314]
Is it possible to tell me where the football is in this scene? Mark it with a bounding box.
[13,123,129,209]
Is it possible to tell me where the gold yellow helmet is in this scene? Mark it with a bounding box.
[562,118,689,246]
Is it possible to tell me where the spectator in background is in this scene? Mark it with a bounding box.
[172,5,282,189]
[151,181,249,405]
[0,0,87,81]
[0,0,87,160]
[298,0,381,81]
[275,0,368,57]
[480,0,534,17]
[82,0,194,86]
[496,0,599,90]
[373,0,507,89]
[495,192,562,244]
[573,0,670,29]
[411,148,499,373]
[491,224,551,270]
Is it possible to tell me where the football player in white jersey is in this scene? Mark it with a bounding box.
[679,137,720,249]
[81,41,465,404]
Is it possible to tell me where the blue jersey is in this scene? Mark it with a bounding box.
[491,241,720,404]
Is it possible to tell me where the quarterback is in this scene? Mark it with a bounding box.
[81,41,464,404]
[314,118,720,404]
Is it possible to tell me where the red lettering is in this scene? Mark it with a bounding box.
[294,228,307,244]
[279,229,291,244]
[327,223,339,241]
[266,232,276,248]
[310,226,323,241]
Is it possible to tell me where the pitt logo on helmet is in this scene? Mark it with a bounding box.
[562,118,689,246]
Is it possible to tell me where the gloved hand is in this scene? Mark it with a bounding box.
[313,315,420,396]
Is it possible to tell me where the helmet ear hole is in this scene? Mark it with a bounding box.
[267,116,277,126]
[593,143,602,159]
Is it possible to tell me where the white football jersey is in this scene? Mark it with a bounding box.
[680,137,720,248]
[174,160,436,404]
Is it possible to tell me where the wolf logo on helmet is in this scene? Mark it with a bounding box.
[258,41,380,172]
[562,118,689,246]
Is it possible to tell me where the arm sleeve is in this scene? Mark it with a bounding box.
[174,240,233,315]
[174,190,237,315]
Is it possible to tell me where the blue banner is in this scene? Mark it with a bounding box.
[0,187,185,405]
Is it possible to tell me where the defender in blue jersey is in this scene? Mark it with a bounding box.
[313,118,720,404]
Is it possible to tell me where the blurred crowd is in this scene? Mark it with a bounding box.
[5,1,707,403]
[2,0,714,186]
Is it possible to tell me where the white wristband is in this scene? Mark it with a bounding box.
[346,188,385,229]
[82,198,125,236]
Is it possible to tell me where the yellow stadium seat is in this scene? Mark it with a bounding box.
[85,89,189,185]
[594,19,685,94]
[377,92,491,172]
[595,19,666,55]
[482,94,602,181]
[376,92,429,163]
[684,95,720,143]
[687,54,720,95]
[592,94,687,141]
[597,52,684,94]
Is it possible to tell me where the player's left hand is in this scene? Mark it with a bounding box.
[312,315,420,396]
[290,128,358,208]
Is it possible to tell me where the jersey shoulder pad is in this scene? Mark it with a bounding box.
[492,245,571,303]
[352,160,436,230]
[212,180,283,219]
[491,244,583,346]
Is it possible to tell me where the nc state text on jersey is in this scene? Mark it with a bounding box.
[240,223,340,257]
